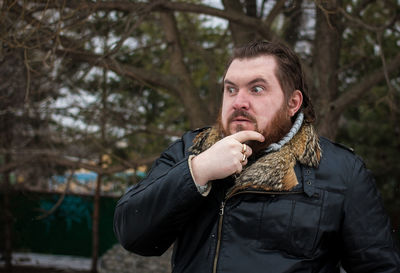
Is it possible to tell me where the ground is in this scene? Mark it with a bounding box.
[0,252,92,273]
[0,266,90,273]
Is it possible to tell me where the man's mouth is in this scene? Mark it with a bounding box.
[227,109,258,131]
[232,117,251,122]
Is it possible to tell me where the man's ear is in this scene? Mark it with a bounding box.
[287,90,303,117]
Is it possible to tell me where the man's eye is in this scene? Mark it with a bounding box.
[252,86,264,93]
[226,87,236,93]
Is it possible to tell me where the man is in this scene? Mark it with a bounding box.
[114,41,400,272]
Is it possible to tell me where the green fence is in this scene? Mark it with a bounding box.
[0,191,120,257]
[1,190,399,258]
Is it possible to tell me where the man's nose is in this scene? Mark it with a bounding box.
[232,90,250,110]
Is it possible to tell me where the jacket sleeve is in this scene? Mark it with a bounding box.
[113,131,206,256]
[341,156,400,272]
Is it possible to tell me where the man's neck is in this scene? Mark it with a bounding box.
[261,112,304,154]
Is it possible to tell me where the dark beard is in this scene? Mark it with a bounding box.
[216,105,292,156]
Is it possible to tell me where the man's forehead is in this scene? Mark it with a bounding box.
[224,56,278,83]
[231,54,276,66]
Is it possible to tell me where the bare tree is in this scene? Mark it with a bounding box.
[13,0,395,138]
[1,0,399,269]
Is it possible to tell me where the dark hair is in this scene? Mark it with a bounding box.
[224,40,315,123]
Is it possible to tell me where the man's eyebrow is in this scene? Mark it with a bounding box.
[247,78,268,86]
[224,78,267,86]
[223,79,236,86]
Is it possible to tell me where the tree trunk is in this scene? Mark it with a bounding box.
[312,0,343,139]
[91,54,108,273]
[91,171,102,273]
[222,0,258,46]
[2,153,13,271]
[159,10,213,128]
[282,0,303,47]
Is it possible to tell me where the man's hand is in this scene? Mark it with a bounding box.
[191,131,265,186]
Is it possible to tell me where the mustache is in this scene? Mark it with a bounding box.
[228,109,257,124]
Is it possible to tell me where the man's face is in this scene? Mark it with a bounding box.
[220,55,291,146]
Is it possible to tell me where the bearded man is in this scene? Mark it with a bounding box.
[113,41,400,273]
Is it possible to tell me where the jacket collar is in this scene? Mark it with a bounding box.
[190,123,322,195]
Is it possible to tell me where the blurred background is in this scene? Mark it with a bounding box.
[1,0,399,272]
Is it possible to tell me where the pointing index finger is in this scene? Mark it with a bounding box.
[231,130,265,143]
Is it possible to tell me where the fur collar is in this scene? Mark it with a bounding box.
[190,123,321,195]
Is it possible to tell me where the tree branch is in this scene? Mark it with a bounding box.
[332,52,400,115]
[352,0,378,16]
[35,170,76,220]
[130,127,184,138]
[264,0,286,26]
[338,7,399,32]
[56,48,180,96]
[0,150,158,175]
[64,0,281,41]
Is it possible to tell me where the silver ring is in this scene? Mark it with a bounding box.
[241,153,247,163]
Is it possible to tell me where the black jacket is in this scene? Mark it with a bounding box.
[114,129,400,273]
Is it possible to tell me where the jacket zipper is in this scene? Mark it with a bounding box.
[211,190,303,273]
[212,201,225,273]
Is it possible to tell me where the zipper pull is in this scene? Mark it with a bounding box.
[219,202,225,216]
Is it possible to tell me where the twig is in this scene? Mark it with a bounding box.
[23,48,31,102]
[376,32,398,117]
[35,169,75,220]
[338,7,398,32]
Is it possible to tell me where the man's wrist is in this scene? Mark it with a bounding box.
[189,155,209,186]
[188,155,211,195]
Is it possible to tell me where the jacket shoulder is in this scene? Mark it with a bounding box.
[181,127,210,143]
[319,137,356,156]
[316,137,372,193]
[166,127,210,157]
[318,137,367,175]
